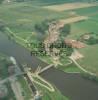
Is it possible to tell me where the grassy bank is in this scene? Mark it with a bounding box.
[58,63,82,73]
[17,76,33,100]
[34,83,69,100]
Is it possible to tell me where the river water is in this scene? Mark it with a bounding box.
[0,32,98,100]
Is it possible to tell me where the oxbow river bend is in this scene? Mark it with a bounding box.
[0,32,98,100]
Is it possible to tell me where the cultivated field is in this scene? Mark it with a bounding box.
[71,6,98,15]
[59,16,88,27]
[0,2,70,39]
[43,3,97,11]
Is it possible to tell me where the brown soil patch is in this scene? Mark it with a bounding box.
[70,49,84,60]
[43,3,97,11]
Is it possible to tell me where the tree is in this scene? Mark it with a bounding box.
[59,24,71,37]
[34,20,50,41]
[34,19,57,41]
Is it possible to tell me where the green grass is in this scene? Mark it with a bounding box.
[63,64,82,73]
[38,55,53,64]
[58,63,82,73]
[60,56,71,65]
[78,45,98,76]
[17,76,33,100]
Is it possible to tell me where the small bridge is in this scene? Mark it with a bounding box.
[35,64,54,74]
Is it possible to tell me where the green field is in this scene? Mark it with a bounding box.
[71,6,98,15]
[66,6,98,76]
[78,45,98,75]
[0,2,70,39]
[67,14,98,39]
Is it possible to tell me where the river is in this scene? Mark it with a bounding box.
[0,32,98,100]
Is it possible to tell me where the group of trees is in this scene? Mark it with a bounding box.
[79,32,98,45]
[34,19,56,41]
[59,24,71,36]
[34,24,47,41]
[59,24,71,39]
[34,19,73,56]
[59,24,71,41]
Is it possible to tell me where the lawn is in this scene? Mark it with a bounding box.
[78,45,98,76]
